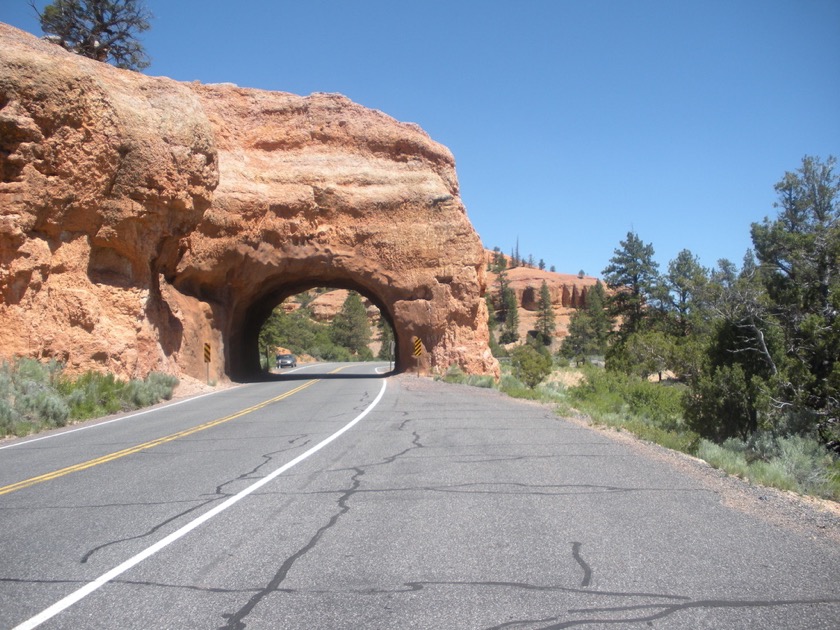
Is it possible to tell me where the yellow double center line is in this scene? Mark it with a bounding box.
[0,378,323,497]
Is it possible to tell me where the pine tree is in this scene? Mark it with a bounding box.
[35,0,153,70]
[561,281,611,364]
[535,280,555,345]
[664,249,708,337]
[377,318,394,360]
[501,288,519,344]
[330,291,371,355]
[496,270,519,344]
[495,268,511,322]
[602,231,660,338]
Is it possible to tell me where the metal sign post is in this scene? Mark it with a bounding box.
[203,342,211,384]
[412,336,422,376]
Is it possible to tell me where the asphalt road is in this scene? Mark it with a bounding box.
[1,362,838,629]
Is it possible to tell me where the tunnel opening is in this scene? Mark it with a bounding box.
[231,278,399,381]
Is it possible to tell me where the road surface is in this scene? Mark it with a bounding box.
[1,362,838,629]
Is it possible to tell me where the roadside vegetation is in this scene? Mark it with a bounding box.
[0,357,178,438]
[471,156,840,501]
[258,289,391,368]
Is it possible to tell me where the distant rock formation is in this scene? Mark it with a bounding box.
[485,254,601,348]
[0,23,498,380]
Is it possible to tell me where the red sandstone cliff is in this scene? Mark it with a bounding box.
[0,23,498,380]
[484,253,601,348]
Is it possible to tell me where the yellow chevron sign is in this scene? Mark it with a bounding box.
[412,337,423,357]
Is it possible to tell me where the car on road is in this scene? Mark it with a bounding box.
[276,354,297,369]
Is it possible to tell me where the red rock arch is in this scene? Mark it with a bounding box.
[0,24,498,382]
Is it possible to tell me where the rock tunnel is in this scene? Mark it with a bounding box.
[235,278,398,379]
[0,23,499,382]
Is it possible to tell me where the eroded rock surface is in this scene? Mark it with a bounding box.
[485,261,601,349]
[0,23,498,380]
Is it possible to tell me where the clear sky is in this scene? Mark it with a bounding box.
[3,1,838,277]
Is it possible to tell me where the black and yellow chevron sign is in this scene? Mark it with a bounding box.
[203,343,211,363]
[412,336,423,357]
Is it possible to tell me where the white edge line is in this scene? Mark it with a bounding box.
[13,376,388,630]
[0,386,244,452]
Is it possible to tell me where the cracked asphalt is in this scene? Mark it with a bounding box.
[1,362,839,629]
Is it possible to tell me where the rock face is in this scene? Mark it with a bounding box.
[307,290,379,326]
[485,260,601,350]
[0,23,498,380]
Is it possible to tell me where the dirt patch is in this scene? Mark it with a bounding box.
[546,368,585,388]
[172,374,235,399]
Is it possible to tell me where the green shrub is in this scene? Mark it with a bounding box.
[17,381,69,427]
[696,440,753,478]
[567,368,699,454]
[438,365,496,388]
[0,359,179,437]
[500,374,542,400]
[697,436,840,499]
[465,374,496,388]
[683,364,768,441]
[775,435,836,495]
[61,371,126,419]
[440,365,467,384]
[749,459,799,493]
[356,346,374,362]
[535,380,570,404]
[510,344,553,389]
[143,372,179,402]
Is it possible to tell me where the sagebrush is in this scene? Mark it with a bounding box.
[1,358,178,437]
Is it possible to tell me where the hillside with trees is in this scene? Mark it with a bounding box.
[585,156,839,455]
[485,250,600,351]
[481,156,839,499]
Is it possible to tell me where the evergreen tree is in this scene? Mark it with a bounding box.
[330,291,371,356]
[602,231,660,339]
[377,318,394,360]
[259,306,320,357]
[509,238,521,269]
[751,155,840,447]
[561,281,611,364]
[494,268,520,344]
[495,268,512,323]
[501,287,519,344]
[34,0,152,70]
[664,249,709,337]
[489,246,507,273]
[535,280,555,345]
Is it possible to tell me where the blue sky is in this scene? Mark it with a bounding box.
[3,1,838,277]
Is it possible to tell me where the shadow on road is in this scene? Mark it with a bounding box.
[245,366,397,382]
